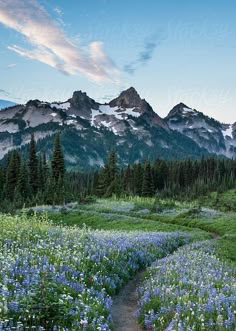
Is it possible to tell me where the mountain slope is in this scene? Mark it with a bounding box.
[0,88,209,169]
[0,88,234,169]
[165,103,236,158]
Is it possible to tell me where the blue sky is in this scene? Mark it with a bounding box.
[0,0,235,123]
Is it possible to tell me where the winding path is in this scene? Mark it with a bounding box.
[112,272,144,331]
[92,208,221,330]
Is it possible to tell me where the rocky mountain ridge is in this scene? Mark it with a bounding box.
[0,88,235,169]
[165,103,236,158]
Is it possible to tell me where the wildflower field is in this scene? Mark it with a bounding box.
[138,241,236,330]
[0,195,236,331]
[0,214,187,330]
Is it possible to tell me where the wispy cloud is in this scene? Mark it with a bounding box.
[7,63,17,68]
[0,0,119,81]
[0,88,10,97]
[54,7,63,17]
[124,34,164,75]
[53,6,65,27]
[139,41,158,64]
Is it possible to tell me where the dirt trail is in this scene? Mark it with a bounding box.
[112,272,144,331]
[212,232,221,239]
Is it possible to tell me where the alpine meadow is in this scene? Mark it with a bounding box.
[0,0,235,330]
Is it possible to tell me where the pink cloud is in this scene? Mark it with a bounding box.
[0,0,119,82]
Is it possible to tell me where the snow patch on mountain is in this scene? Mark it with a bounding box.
[166,103,236,157]
[65,119,77,125]
[100,120,112,128]
[0,88,235,164]
[99,105,119,116]
[182,107,197,115]
[51,102,70,110]
[122,107,140,117]
[0,122,19,133]
[222,125,233,139]
[91,105,141,126]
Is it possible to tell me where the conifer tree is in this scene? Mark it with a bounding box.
[92,171,99,195]
[124,165,133,194]
[6,150,21,201]
[0,165,4,200]
[96,165,110,197]
[55,176,65,204]
[142,161,154,197]
[38,154,45,191]
[52,133,65,183]
[133,163,143,196]
[16,161,29,200]
[108,151,117,182]
[44,177,56,205]
[29,134,38,194]
[154,160,168,191]
[42,152,50,186]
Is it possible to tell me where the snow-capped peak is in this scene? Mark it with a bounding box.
[166,103,198,118]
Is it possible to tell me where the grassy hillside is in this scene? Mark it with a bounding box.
[47,193,236,264]
[1,191,235,330]
[0,213,188,330]
[48,208,211,242]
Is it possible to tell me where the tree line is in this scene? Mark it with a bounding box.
[0,135,235,212]
[0,133,65,212]
[92,151,236,199]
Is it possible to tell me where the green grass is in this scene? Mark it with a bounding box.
[198,189,236,212]
[106,189,236,212]
[140,211,236,236]
[79,198,236,236]
[215,235,236,265]
[39,192,236,264]
[49,210,211,242]
[105,195,196,211]
[130,208,236,263]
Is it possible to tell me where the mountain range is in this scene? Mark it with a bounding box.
[0,87,235,169]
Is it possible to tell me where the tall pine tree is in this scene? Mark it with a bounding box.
[6,150,21,201]
[142,161,154,197]
[16,161,30,200]
[29,134,38,194]
[52,133,65,183]
[0,165,3,200]
[108,151,117,182]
